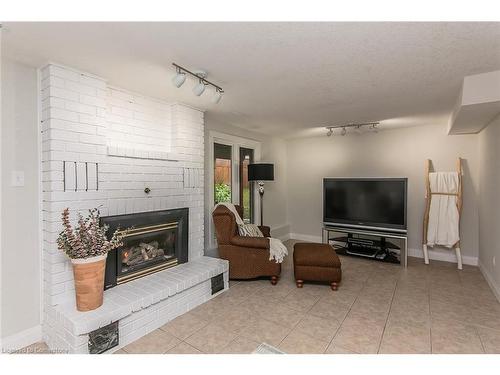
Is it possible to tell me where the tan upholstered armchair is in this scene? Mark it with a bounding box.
[212,205,281,284]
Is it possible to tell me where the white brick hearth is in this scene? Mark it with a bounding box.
[40,63,225,353]
[47,257,228,353]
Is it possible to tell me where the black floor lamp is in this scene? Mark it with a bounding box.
[248,163,274,226]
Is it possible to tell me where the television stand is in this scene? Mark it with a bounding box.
[322,226,408,267]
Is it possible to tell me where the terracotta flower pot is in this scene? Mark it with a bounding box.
[71,255,107,312]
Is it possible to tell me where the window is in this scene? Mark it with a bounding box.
[239,147,254,223]
[208,131,261,250]
[214,143,232,204]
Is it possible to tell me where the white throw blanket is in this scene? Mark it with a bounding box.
[268,238,288,263]
[426,172,460,248]
[213,203,288,263]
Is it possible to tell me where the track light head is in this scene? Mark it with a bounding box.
[193,81,206,96]
[172,63,224,101]
[172,71,186,88]
[325,121,380,137]
[212,89,223,104]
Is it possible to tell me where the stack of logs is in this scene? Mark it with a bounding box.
[122,241,166,266]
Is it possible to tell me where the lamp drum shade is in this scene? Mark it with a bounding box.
[248,163,274,181]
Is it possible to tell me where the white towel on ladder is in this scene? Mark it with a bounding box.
[426,172,460,248]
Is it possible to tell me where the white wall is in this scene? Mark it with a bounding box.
[261,137,288,238]
[1,57,41,338]
[286,123,480,262]
[478,114,500,299]
[204,116,289,246]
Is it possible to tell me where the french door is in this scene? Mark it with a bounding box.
[208,131,261,250]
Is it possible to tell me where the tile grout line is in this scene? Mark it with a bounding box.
[274,286,324,351]
[474,325,487,354]
[427,274,433,354]
[376,276,399,354]
[174,283,261,353]
[118,245,499,355]
[218,283,277,353]
[456,265,486,354]
[219,280,286,353]
[323,269,372,354]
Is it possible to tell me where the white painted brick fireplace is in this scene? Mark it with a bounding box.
[40,63,228,353]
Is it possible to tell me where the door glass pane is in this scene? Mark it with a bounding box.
[239,147,254,223]
[214,143,232,205]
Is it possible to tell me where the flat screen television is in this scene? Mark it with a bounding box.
[323,178,407,233]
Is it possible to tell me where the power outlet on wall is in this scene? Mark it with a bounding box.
[493,256,496,267]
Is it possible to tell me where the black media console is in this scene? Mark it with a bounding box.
[322,226,408,267]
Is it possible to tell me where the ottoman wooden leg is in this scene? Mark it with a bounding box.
[296,279,304,288]
[271,276,278,285]
[331,282,339,291]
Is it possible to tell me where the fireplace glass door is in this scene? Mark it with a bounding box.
[116,222,179,284]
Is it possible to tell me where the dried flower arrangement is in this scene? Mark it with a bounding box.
[57,208,124,259]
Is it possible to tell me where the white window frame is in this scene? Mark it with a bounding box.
[207,131,261,251]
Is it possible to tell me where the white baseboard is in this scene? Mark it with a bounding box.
[1,325,42,352]
[289,233,322,243]
[478,261,500,303]
[278,233,291,242]
[408,247,478,266]
[271,224,291,241]
[287,233,478,266]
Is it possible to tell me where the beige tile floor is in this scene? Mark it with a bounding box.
[18,240,500,354]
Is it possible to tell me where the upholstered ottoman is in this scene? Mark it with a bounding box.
[293,242,342,290]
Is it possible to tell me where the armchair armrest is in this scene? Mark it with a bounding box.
[230,236,269,249]
[258,226,271,237]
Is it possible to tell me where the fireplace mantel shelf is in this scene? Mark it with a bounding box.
[107,145,188,162]
[52,256,228,337]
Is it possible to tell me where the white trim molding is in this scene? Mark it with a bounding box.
[287,233,479,266]
[207,130,262,249]
[277,233,291,242]
[479,261,500,303]
[289,233,322,243]
[270,224,291,241]
[1,325,42,353]
[407,247,478,266]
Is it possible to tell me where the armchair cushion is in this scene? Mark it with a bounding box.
[258,226,271,237]
[230,235,269,249]
[238,223,264,237]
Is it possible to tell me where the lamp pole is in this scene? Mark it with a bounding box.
[248,163,274,228]
[258,181,265,226]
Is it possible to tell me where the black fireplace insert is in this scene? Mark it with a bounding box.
[101,208,188,289]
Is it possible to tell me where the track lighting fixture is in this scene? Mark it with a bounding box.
[212,89,223,104]
[171,63,224,103]
[172,67,187,88]
[325,122,380,137]
[193,80,206,96]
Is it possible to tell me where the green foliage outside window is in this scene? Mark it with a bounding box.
[215,183,231,203]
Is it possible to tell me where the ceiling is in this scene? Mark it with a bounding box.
[3,22,500,137]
